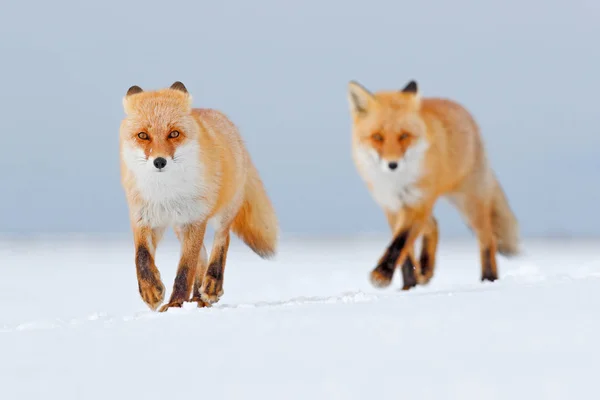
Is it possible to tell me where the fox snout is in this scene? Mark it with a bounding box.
[379,158,401,172]
[365,148,403,173]
[153,157,167,170]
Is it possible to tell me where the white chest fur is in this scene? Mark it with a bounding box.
[122,141,209,228]
[354,139,429,212]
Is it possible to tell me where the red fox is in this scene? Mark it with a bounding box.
[119,81,278,312]
[347,79,519,289]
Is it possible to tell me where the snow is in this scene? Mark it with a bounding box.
[1,235,600,399]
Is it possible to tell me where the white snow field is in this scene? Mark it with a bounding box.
[1,235,599,399]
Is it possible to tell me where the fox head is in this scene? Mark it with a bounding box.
[347,80,429,172]
[120,81,199,175]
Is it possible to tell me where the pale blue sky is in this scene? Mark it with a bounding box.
[0,0,598,237]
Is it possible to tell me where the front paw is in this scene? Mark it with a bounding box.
[400,259,418,290]
[200,275,224,305]
[190,296,212,308]
[415,273,432,285]
[158,301,183,313]
[138,279,165,311]
[370,266,394,288]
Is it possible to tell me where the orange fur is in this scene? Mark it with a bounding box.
[348,80,519,288]
[120,82,278,311]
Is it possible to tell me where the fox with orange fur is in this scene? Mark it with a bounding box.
[120,81,278,312]
[347,79,519,289]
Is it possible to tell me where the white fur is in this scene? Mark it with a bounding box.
[354,139,429,212]
[200,245,208,264]
[146,233,155,254]
[122,141,209,228]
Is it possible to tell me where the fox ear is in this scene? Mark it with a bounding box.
[348,81,376,116]
[126,85,144,96]
[400,80,421,108]
[401,80,418,94]
[123,85,143,114]
[170,81,188,94]
[170,81,193,109]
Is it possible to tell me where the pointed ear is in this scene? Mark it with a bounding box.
[169,81,193,109]
[170,81,188,94]
[126,85,143,96]
[400,80,421,108]
[123,85,143,114]
[348,81,376,116]
[401,80,418,94]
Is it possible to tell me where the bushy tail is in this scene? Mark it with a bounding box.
[231,162,279,259]
[491,177,520,256]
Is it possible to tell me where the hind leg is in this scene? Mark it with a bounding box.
[199,193,246,305]
[416,216,439,285]
[454,195,498,282]
[199,211,239,306]
[476,210,499,282]
[200,227,231,305]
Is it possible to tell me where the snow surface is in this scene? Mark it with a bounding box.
[1,235,600,399]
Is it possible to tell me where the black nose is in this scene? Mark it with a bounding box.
[388,162,398,170]
[153,157,167,169]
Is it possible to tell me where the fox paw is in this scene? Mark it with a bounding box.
[481,271,498,282]
[370,267,394,288]
[416,273,433,286]
[200,275,224,305]
[190,296,212,308]
[138,279,165,311]
[158,301,184,313]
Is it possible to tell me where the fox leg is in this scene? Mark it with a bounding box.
[471,203,498,282]
[158,222,207,312]
[190,244,209,307]
[385,210,433,290]
[133,225,166,311]
[386,211,417,289]
[416,216,439,285]
[173,224,209,302]
[199,220,233,306]
[371,205,433,289]
[453,194,498,281]
[399,250,419,290]
[381,210,417,289]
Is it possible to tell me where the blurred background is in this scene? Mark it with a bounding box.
[0,0,598,239]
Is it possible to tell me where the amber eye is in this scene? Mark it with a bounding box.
[168,130,180,139]
[399,132,410,141]
[137,132,149,140]
[371,133,384,142]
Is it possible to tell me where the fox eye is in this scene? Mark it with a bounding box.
[399,132,410,141]
[168,130,180,139]
[371,133,383,142]
[137,132,149,140]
